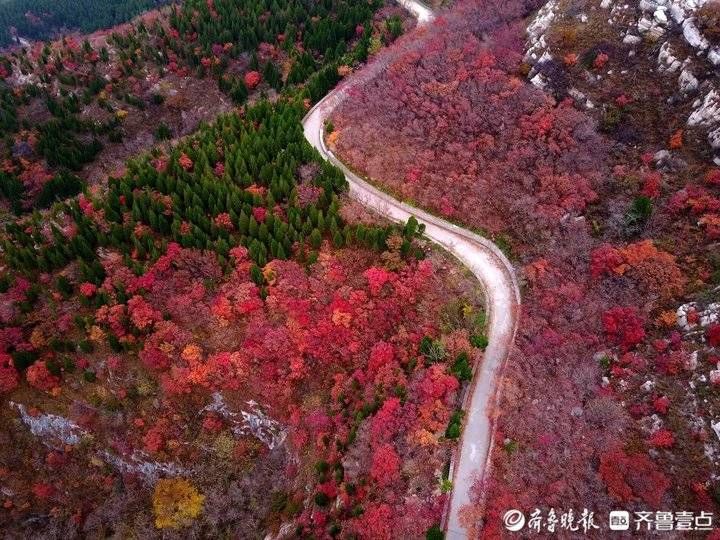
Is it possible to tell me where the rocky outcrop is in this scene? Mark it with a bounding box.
[524,0,720,162]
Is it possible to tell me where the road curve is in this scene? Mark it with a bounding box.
[396,0,434,23]
[301,7,521,537]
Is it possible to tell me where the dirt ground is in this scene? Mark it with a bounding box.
[82,74,234,185]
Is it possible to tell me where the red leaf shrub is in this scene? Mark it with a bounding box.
[252,206,266,223]
[708,324,720,347]
[653,396,670,414]
[602,306,645,350]
[79,282,97,297]
[214,212,234,231]
[648,429,675,448]
[593,52,609,69]
[178,153,193,171]
[244,70,261,89]
[370,443,401,487]
[32,483,55,499]
[706,169,720,186]
[349,503,394,540]
[599,449,670,507]
[371,397,402,444]
[26,361,60,391]
[641,171,661,199]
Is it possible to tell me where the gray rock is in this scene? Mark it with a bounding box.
[639,0,658,11]
[654,7,668,24]
[682,18,709,49]
[654,149,671,163]
[709,127,720,150]
[709,48,720,66]
[670,4,686,23]
[638,15,654,32]
[679,68,699,93]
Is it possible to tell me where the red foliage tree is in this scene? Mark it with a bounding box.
[331,2,607,242]
[590,244,624,278]
[599,448,670,507]
[350,503,394,539]
[26,361,60,391]
[371,397,403,445]
[32,482,55,499]
[143,421,169,453]
[367,341,394,372]
[418,364,459,401]
[707,324,720,347]
[244,70,261,89]
[370,443,401,487]
[363,267,393,296]
[127,295,162,331]
[591,241,685,299]
[602,306,645,350]
[648,429,675,448]
[178,153,193,171]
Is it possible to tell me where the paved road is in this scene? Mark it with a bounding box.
[397,0,434,23]
[301,6,521,536]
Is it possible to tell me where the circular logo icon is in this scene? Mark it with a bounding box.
[503,509,526,532]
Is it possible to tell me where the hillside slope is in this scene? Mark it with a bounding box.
[0,2,497,538]
[0,0,170,47]
[328,0,720,535]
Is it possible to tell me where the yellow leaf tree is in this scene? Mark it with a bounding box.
[152,478,204,529]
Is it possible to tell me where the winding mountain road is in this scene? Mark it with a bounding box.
[301,3,521,537]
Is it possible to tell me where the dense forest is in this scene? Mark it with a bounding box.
[0,0,170,47]
[2,100,385,275]
[0,0,486,537]
[0,96,487,537]
[0,0,400,213]
[10,0,719,534]
[330,0,720,535]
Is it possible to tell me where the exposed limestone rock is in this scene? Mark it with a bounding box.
[679,67,699,93]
